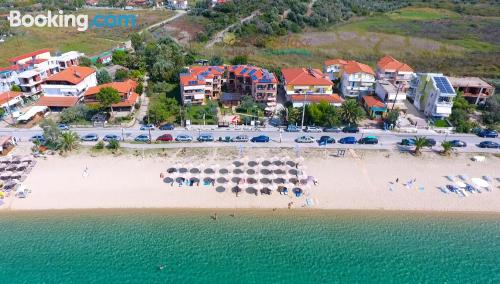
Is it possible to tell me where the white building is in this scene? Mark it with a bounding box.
[376,55,414,93]
[323,59,347,81]
[41,66,97,97]
[167,0,188,9]
[410,73,456,118]
[54,51,83,70]
[0,67,20,93]
[375,80,407,111]
[341,61,376,99]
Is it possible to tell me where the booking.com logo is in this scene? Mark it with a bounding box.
[9,10,137,32]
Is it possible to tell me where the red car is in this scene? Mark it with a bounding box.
[156,134,173,142]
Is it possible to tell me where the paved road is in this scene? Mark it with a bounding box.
[2,127,498,154]
[206,10,260,48]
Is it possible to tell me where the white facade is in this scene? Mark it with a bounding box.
[341,72,375,98]
[324,64,343,81]
[411,73,456,118]
[0,70,19,93]
[375,80,406,103]
[54,51,83,70]
[42,72,97,97]
[168,0,188,9]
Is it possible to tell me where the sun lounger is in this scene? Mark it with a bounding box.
[459,175,468,181]
[446,175,455,182]
[483,176,493,182]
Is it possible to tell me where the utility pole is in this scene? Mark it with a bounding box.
[300,91,306,130]
[391,83,403,111]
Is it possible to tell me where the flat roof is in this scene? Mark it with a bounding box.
[447,76,493,89]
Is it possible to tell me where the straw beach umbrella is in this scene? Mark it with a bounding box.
[246,168,257,175]
[0,171,12,180]
[216,177,229,184]
[219,167,230,175]
[232,167,245,175]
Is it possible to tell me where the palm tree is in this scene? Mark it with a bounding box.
[413,136,429,156]
[340,99,364,125]
[60,131,80,153]
[441,141,453,156]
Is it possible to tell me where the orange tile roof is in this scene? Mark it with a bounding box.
[45,66,96,85]
[324,59,348,66]
[290,94,343,104]
[343,61,375,75]
[36,96,80,107]
[9,49,51,63]
[0,91,22,105]
[180,66,225,86]
[377,55,413,73]
[85,79,137,96]
[362,95,386,108]
[230,65,278,83]
[112,92,139,107]
[282,68,333,86]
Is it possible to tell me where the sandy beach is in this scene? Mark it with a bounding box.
[2,146,500,212]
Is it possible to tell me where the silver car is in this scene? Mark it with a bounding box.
[232,135,249,142]
[305,126,322,133]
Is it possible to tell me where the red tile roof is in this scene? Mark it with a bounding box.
[324,59,348,66]
[343,61,375,75]
[282,68,333,86]
[362,95,386,108]
[377,55,413,73]
[45,66,96,85]
[112,92,139,107]
[36,96,80,107]
[0,91,22,105]
[180,66,225,86]
[8,49,51,63]
[230,65,278,83]
[85,79,137,96]
[290,94,343,104]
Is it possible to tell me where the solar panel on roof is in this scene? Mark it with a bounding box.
[249,69,257,75]
[241,68,248,74]
[434,76,455,94]
[189,80,198,85]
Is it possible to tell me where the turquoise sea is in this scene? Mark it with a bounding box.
[0,210,499,283]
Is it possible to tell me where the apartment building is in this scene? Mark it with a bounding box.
[179,66,225,106]
[84,79,139,113]
[341,61,376,99]
[376,55,414,93]
[323,59,348,81]
[410,73,456,118]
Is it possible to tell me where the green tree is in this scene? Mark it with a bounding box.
[131,32,144,52]
[441,141,453,156]
[79,57,92,67]
[97,69,112,84]
[39,119,61,150]
[413,136,429,156]
[114,69,129,81]
[230,55,248,65]
[60,131,80,153]
[339,99,364,125]
[11,85,21,92]
[385,109,400,126]
[112,50,128,66]
[0,108,5,117]
[209,55,224,66]
[135,82,144,94]
[96,87,121,115]
[107,139,120,150]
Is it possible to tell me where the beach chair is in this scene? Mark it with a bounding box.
[459,175,468,181]
[446,175,455,182]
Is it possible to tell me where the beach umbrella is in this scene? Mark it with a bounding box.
[17,162,29,170]
[260,168,273,175]
[459,174,468,181]
[21,156,33,163]
[482,176,493,182]
[246,177,258,185]
[272,159,284,166]
[4,180,17,189]
[219,168,230,175]
[246,168,257,175]
[231,176,244,184]
[273,168,286,175]
[455,180,467,188]
[6,164,17,172]
[0,164,7,171]
[166,166,177,173]
[233,160,244,167]
[0,157,10,164]
[261,159,272,167]
[273,177,287,184]
[288,168,299,176]
[11,171,22,179]
[232,168,245,175]
[248,160,259,167]
[189,167,201,174]
[471,178,489,188]
[216,177,229,184]
[11,156,22,164]
[260,177,273,184]
[246,184,259,195]
[0,171,12,180]
[231,185,242,196]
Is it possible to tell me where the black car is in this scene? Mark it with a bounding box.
[159,124,175,130]
[318,136,335,144]
[358,136,378,144]
[478,141,499,148]
[449,140,467,147]
[477,129,498,138]
[323,126,342,133]
[425,138,437,147]
[342,125,359,133]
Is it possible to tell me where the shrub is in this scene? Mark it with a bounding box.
[107,140,120,150]
[94,141,105,150]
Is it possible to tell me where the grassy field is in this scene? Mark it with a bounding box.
[193,7,500,78]
[0,9,174,65]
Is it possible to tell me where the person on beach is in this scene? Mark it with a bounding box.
[160,173,164,179]
[82,165,89,178]
[396,178,399,183]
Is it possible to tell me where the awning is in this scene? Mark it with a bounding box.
[36,96,79,108]
[17,106,48,122]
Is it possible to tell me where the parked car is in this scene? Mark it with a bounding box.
[140,124,155,131]
[339,136,357,144]
[358,136,379,144]
[81,133,99,142]
[323,126,342,133]
[159,124,175,130]
[449,140,467,147]
[400,138,416,146]
[477,129,498,138]
[29,134,45,143]
[342,125,359,133]
[318,136,335,144]
[135,134,150,142]
[295,136,315,143]
[231,135,249,142]
[103,134,121,142]
[58,123,70,131]
[286,125,300,132]
[425,138,437,147]
[175,135,192,142]
[197,134,214,142]
[251,135,270,143]
[156,134,173,142]
[305,126,322,133]
[219,136,232,142]
[478,141,499,148]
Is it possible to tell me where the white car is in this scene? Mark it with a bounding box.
[305,126,322,133]
[295,136,315,143]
